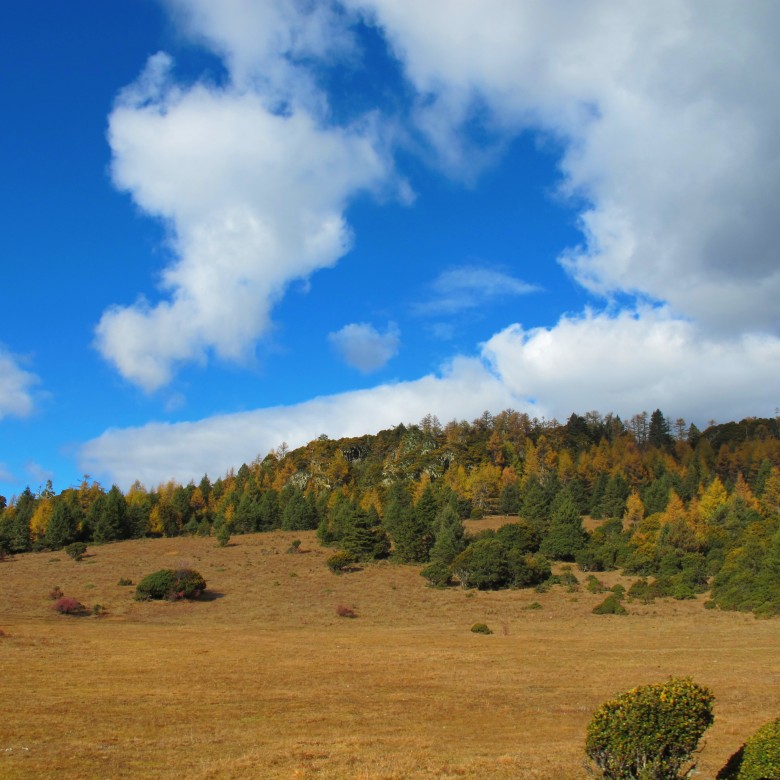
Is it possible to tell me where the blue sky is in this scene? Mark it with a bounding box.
[1,1,779,497]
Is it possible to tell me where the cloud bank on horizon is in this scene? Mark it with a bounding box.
[77,0,780,488]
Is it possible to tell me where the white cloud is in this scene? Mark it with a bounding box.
[164,0,356,103]
[0,347,38,420]
[415,265,538,315]
[482,308,780,423]
[95,52,391,391]
[351,0,780,335]
[328,322,400,372]
[81,307,780,490]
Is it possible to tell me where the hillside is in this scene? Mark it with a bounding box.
[1,528,779,779]
[2,409,779,617]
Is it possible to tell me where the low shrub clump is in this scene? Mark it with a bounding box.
[135,568,206,601]
[592,593,627,615]
[336,604,358,618]
[326,551,357,574]
[717,718,780,780]
[117,577,133,586]
[585,676,714,779]
[64,542,87,561]
[49,586,64,600]
[52,596,86,615]
[470,622,492,634]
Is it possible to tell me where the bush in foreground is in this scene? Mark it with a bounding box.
[585,677,714,779]
[717,718,780,780]
[135,568,206,601]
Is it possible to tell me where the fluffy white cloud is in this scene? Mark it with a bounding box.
[81,306,780,489]
[328,322,400,372]
[415,265,538,315]
[0,347,38,420]
[96,45,392,390]
[352,0,780,335]
[482,308,780,424]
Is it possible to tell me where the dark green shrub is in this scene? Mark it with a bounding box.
[215,523,231,547]
[286,539,302,554]
[585,677,715,779]
[495,521,539,554]
[507,551,551,589]
[717,718,780,779]
[592,594,627,615]
[420,561,452,587]
[470,622,492,634]
[451,538,510,590]
[135,568,206,601]
[611,583,626,599]
[65,542,87,561]
[117,577,133,586]
[587,575,608,594]
[326,551,357,574]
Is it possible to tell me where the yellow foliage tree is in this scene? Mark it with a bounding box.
[29,499,53,542]
[696,477,728,526]
[622,490,645,531]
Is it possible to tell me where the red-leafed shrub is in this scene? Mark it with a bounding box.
[52,597,85,615]
[336,604,358,618]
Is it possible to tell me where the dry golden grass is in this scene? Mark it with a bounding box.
[0,523,778,779]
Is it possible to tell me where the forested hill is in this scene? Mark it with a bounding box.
[2,410,779,615]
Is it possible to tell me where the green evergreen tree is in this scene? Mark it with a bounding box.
[92,485,129,543]
[45,498,78,549]
[519,477,550,529]
[257,489,281,530]
[540,489,588,561]
[499,482,520,515]
[599,474,629,518]
[429,504,466,565]
[8,487,35,553]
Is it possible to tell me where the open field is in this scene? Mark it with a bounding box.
[1,522,778,779]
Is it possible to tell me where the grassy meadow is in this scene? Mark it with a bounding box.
[1,519,778,779]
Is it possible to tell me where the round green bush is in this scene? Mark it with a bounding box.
[135,568,206,601]
[326,551,357,574]
[585,677,714,779]
[717,718,780,780]
[470,623,492,635]
[592,593,627,615]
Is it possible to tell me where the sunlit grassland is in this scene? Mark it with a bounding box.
[1,521,778,779]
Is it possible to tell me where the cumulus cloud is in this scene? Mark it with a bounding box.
[0,347,38,420]
[328,322,400,372]
[482,308,780,422]
[415,265,538,315]
[96,34,392,390]
[82,305,780,489]
[352,0,780,335]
